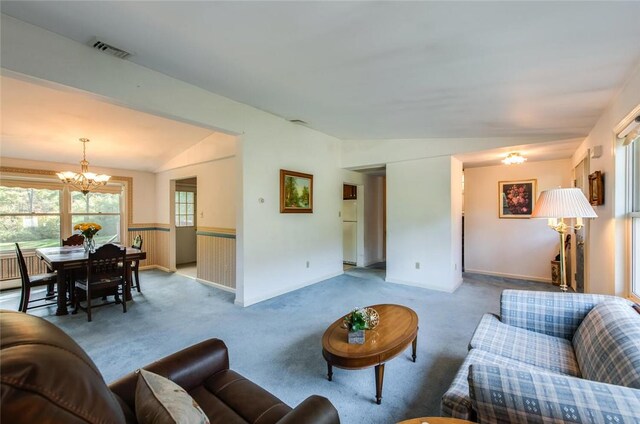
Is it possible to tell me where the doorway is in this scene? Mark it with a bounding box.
[174,177,197,278]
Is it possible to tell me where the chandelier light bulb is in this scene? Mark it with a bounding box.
[57,138,111,195]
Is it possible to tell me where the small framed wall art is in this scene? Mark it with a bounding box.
[280,169,313,213]
[498,179,537,218]
[588,171,604,206]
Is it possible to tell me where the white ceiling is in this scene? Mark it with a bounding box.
[2,1,640,142]
[2,1,640,172]
[0,75,217,171]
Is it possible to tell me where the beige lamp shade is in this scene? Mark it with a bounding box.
[531,188,598,219]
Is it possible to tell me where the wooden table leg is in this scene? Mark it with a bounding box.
[124,262,133,301]
[55,269,68,316]
[412,334,417,362]
[375,363,385,405]
[327,362,333,381]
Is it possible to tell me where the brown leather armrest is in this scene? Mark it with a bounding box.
[109,338,229,411]
[276,395,340,424]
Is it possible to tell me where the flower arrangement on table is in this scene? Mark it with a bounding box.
[74,222,101,252]
[74,222,102,238]
[343,307,380,344]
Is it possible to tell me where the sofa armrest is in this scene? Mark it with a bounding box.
[468,364,640,423]
[109,338,229,412]
[276,395,340,424]
[499,289,625,339]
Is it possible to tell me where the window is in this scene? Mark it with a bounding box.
[175,191,195,227]
[71,191,121,245]
[630,139,640,298]
[0,186,61,250]
[0,181,123,252]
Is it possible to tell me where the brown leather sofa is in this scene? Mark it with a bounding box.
[0,310,340,424]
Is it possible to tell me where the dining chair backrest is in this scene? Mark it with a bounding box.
[14,243,30,288]
[62,234,85,246]
[87,244,126,284]
[132,235,143,250]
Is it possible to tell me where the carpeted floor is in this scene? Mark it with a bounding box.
[0,267,558,423]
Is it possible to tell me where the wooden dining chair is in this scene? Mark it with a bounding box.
[62,234,85,246]
[73,243,127,322]
[130,235,143,293]
[15,243,58,313]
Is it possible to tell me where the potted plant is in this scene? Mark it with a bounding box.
[344,307,370,344]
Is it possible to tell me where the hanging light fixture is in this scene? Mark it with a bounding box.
[57,138,111,195]
[502,152,527,165]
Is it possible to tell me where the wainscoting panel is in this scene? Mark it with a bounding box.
[127,224,170,270]
[196,228,236,289]
[0,251,49,281]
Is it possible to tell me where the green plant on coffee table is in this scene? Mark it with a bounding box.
[345,308,370,332]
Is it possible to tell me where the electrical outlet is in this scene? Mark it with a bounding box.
[415,262,420,269]
[306,261,310,268]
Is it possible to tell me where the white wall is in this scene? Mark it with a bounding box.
[341,170,385,266]
[386,156,462,292]
[1,15,343,306]
[464,159,572,281]
[572,64,640,296]
[0,157,156,224]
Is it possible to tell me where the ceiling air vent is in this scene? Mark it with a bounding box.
[89,37,132,59]
[289,119,309,125]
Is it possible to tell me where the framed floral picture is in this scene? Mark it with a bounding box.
[280,169,313,213]
[498,179,537,218]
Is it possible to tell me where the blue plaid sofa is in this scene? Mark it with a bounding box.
[441,289,640,423]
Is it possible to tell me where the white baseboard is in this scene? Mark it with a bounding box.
[464,269,551,283]
[385,276,462,293]
[235,270,343,307]
[196,278,236,293]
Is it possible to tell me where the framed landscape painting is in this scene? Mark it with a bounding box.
[498,179,536,218]
[280,169,313,213]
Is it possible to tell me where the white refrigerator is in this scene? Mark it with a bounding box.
[342,199,357,264]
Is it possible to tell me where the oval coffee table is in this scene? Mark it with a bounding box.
[322,304,419,404]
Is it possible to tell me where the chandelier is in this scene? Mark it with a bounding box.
[56,138,111,195]
[502,152,527,165]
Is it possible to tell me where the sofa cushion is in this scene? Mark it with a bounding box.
[0,310,126,424]
[468,364,640,424]
[572,301,640,388]
[469,314,581,377]
[441,348,556,420]
[135,370,209,424]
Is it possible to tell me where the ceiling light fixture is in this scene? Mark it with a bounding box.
[57,138,111,195]
[502,152,527,165]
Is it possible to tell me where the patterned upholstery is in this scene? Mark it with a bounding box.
[469,313,581,377]
[468,365,640,424]
[573,301,640,389]
[442,290,639,422]
[500,290,625,340]
[441,348,549,420]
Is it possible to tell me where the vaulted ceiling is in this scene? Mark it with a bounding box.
[2,1,640,142]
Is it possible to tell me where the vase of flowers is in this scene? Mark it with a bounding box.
[344,307,371,344]
[74,222,102,253]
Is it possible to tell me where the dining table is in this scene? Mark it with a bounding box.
[35,245,146,316]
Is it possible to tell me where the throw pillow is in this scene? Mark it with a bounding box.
[135,369,209,424]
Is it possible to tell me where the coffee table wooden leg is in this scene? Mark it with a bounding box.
[375,363,385,405]
[327,362,333,381]
[412,335,417,362]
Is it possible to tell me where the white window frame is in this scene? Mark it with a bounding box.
[0,176,125,252]
[175,190,195,228]
[626,139,640,302]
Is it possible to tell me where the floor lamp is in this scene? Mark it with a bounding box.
[531,188,597,292]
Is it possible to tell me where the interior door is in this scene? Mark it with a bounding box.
[573,156,589,293]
